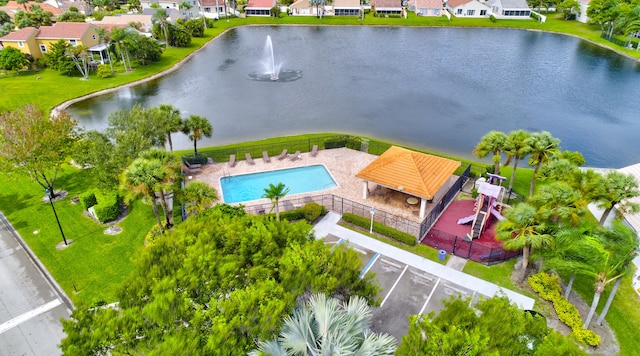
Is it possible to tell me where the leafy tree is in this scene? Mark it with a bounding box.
[503,129,531,194]
[0,105,78,199]
[397,295,585,355]
[183,18,204,37]
[0,22,13,37]
[587,0,623,38]
[472,130,507,175]
[57,10,86,22]
[595,171,640,226]
[0,47,29,73]
[527,131,560,197]
[529,181,587,226]
[181,114,212,156]
[128,34,163,65]
[105,103,166,163]
[557,0,581,19]
[496,203,552,281]
[166,22,192,47]
[44,39,75,74]
[110,27,132,72]
[153,104,183,151]
[72,130,121,190]
[138,148,181,227]
[13,5,53,28]
[128,0,142,12]
[60,209,378,354]
[121,156,167,230]
[263,182,290,221]
[0,10,11,25]
[179,181,218,215]
[151,8,169,47]
[250,293,397,356]
[66,45,90,79]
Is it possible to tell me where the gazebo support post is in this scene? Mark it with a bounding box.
[362,181,369,199]
[419,198,426,219]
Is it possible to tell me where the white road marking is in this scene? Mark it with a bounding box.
[379,258,402,269]
[380,264,408,307]
[419,277,441,315]
[0,299,62,334]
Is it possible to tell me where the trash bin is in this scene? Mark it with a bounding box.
[438,249,447,261]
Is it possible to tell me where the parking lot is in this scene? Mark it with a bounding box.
[318,213,534,340]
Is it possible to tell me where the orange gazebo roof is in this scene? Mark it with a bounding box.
[356,146,461,200]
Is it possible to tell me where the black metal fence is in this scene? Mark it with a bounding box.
[423,228,521,264]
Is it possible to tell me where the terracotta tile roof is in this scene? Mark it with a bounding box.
[246,0,276,8]
[371,0,402,8]
[92,23,129,32]
[333,0,361,7]
[3,1,64,15]
[37,22,95,39]
[446,0,472,7]
[356,146,461,199]
[0,27,38,41]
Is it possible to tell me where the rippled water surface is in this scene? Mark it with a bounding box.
[67,26,640,168]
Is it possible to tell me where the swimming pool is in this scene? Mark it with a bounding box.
[220,165,338,204]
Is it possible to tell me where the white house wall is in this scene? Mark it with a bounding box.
[447,1,490,17]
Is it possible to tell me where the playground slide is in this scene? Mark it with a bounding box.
[490,207,505,221]
[457,214,476,225]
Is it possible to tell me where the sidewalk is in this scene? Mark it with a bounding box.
[313,212,535,310]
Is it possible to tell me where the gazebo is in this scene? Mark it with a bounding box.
[355,146,461,219]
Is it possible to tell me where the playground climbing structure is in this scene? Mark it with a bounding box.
[458,173,508,242]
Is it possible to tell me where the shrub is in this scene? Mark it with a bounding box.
[280,209,305,221]
[324,135,361,150]
[144,224,164,246]
[183,153,208,165]
[96,64,112,78]
[302,202,322,222]
[489,14,496,22]
[342,213,416,246]
[80,190,97,210]
[93,191,120,223]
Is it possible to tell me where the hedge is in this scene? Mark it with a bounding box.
[324,135,361,150]
[93,191,120,223]
[277,203,328,223]
[342,213,416,246]
[80,190,97,210]
[528,272,601,346]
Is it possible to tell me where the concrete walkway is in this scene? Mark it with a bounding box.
[313,212,535,310]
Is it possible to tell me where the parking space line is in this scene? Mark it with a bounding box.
[330,239,344,252]
[380,264,408,307]
[419,277,441,315]
[379,258,402,269]
[360,252,379,279]
[0,299,62,334]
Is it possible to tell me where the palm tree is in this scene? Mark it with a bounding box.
[154,104,183,151]
[472,131,507,175]
[152,8,170,47]
[180,181,218,215]
[181,114,212,156]
[122,157,167,230]
[503,130,531,194]
[596,171,640,226]
[249,293,397,356]
[262,182,290,221]
[496,203,552,281]
[529,181,588,226]
[139,148,181,227]
[110,27,131,72]
[527,131,560,197]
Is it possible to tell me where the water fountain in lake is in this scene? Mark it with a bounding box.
[248,35,302,82]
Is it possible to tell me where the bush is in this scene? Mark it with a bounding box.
[93,191,120,223]
[489,14,496,22]
[342,213,416,246]
[80,190,97,210]
[96,64,112,78]
[144,224,164,246]
[302,202,322,222]
[324,135,361,150]
[183,153,208,165]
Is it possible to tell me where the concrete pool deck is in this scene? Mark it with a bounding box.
[193,147,458,222]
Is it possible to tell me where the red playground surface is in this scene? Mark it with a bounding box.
[430,199,501,247]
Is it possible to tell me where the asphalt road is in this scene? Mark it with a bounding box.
[0,213,72,356]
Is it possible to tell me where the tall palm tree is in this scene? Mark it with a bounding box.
[155,104,183,151]
[249,293,397,356]
[110,27,131,72]
[181,114,212,156]
[180,181,218,215]
[596,171,640,226]
[122,157,167,230]
[472,131,507,175]
[529,181,587,226]
[496,203,552,281]
[139,148,181,227]
[503,130,531,194]
[262,182,290,221]
[527,131,560,197]
[152,8,170,47]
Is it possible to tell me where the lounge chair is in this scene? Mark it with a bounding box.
[310,144,318,157]
[304,196,314,204]
[184,160,201,174]
[228,154,236,168]
[245,153,255,165]
[262,151,271,163]
[283,200,295,211]
[275,149,288,160]
[289,151,301,161]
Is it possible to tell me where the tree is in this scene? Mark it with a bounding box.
[263,182,290,221]
[128,33,164,65]
[595,171,640,226]
[496,203,552,281]
[154,104,183,151]
[57,10,86,22]
[152,8,169,47]
[60,208,378,354]
[472,131,507,175]
[166,22,192,47]
[557,0,580,19]
[527,131,560,197]
[121,157,167,230]
[0,105,78,200]
[105,104,166,163]
[44,39,75,74]
[503,130,531,194]
[0,47,29,74]
[0,10,12,25]
[181,114,212,156]
[179,181,218,215]
[529,181,587,226]
[397,295,585,355]
[250,293,397,356]
[72,130,121,190]
[138,148,181,227]
[179,0,193,18]
[128,0,142,12]
[66,45,90,80]
[110,27,132,72]
[309,0,326,18]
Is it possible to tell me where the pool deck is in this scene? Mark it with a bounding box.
[192,147,457,222]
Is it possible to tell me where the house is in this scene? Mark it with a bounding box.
[57,0,93,15]
[487,0,531,19]
[576,0,590,23]
[333,0,361,16]
[91,14,155,33]
[289,0,317,16]
[0,1,65,21]
[0,22,100,59]
[445,0,490,17]
[142,7,182,22]
[409,0,443,16]
[371,0,403,15]
[199,0,225,18]
[245,0,276,16]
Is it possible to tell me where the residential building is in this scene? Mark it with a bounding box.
[446,0,490,17]
[245,0,276,16]
[0,22,100,58]
[487,0,531,18]
[409,0,443,16]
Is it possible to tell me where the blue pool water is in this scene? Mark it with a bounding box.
[221,165,338,204]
